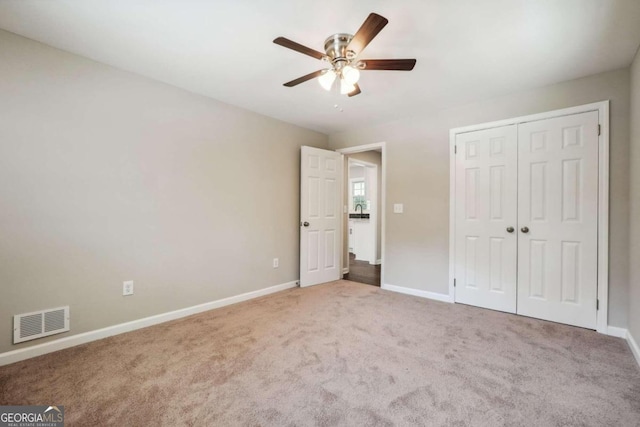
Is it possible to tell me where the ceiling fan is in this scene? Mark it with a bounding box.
[273,13,416,97]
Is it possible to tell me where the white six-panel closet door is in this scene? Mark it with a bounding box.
[454,111,599,329]
[454,125,518,313]
[517,111,599,329]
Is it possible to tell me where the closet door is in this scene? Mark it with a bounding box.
[454,125,518,313]
[517,111,599,329]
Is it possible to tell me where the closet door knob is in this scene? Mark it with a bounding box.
[521,226,529,233]
[506,227,514,233]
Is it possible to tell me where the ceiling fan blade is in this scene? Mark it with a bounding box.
[360,59,417,71]
[283,70,324,87]
[348,84,361,97]
[273,37,325,60]
[347,13,389,55]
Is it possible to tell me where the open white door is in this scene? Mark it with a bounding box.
[300,146,343,287]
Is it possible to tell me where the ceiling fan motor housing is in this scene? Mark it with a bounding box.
[324,33,354,69]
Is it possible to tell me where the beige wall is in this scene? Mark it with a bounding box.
[629,49,640,341]
[0,30,328,354]
[329,68,631,328]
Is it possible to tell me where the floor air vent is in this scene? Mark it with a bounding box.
[14,306,70,344]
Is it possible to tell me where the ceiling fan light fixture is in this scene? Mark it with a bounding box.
[342,65,360,85]
[318,69,336,91]
[275,13,416,97]
[340,79,356,95]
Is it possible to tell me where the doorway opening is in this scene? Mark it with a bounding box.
[344,252,381,286]
[337,143,386,287]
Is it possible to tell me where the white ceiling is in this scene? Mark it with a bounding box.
[1,0,639,134]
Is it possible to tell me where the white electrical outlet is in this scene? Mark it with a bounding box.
[273,258,279,268]
[393,203,404,213]
[123,280,134,296]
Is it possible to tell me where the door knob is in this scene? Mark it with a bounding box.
[506,227,514,233]
[521,226,529,233]
[302,221,309,227]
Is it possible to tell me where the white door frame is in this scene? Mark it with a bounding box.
[449,101,610,334]
[336,142,386,286]
[348,158,379,264]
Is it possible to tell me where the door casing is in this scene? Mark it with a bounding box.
[448,101,610,334]
[347,158,379,265]
[337,142,387,286]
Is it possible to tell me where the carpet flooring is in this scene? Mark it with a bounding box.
[1,280,639,426]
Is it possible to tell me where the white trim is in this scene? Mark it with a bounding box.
[342,267,349,275]
[449,101,610,334]
[627,330,640,368]
[372,259,382,265]
[606,326,628,339]
[337,142,386,287]
[340,152,345,283]
[348,158,378,265]
[451,101,610,134]
[382,283,454,303]
[596,101,610,334]
[0,280,299,367]
[337,143,384,154]
[448,130,457,302]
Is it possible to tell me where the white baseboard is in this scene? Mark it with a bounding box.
[592,326,639,368]
[370,259,382,265]
[627,329,640,368]
[0,280,299,367]
[606,326,628,339]
[382,283,453,303]
[342,268,349,275]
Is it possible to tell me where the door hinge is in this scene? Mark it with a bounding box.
[598,124,601,136]
[454,145,457,154]
[596,299,599,310]
[454,278,456,287]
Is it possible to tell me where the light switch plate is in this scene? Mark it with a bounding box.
[393,203,404,214]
